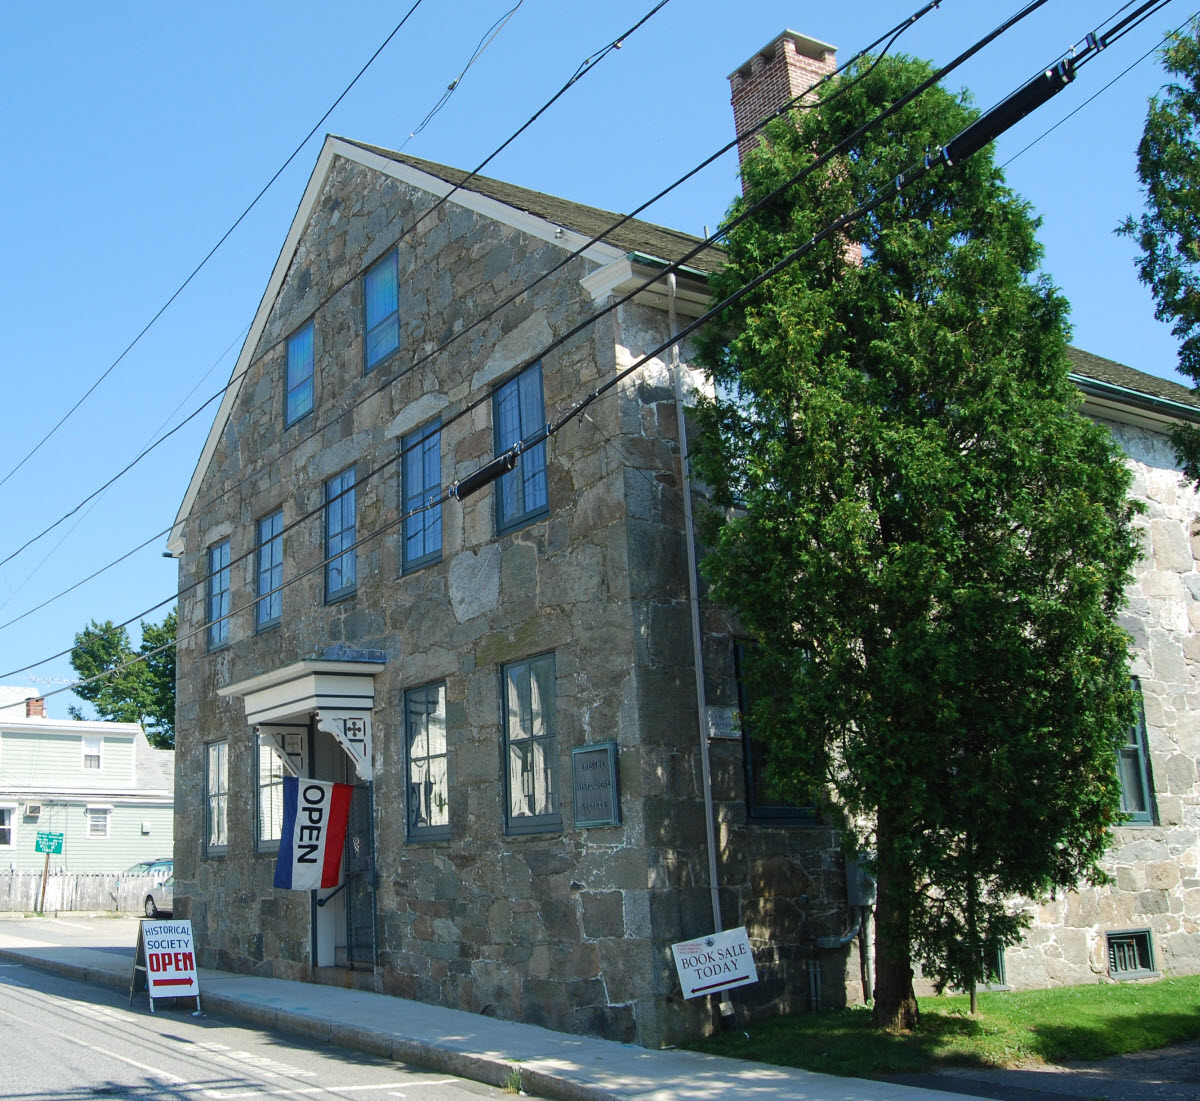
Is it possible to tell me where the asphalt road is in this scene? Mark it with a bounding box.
[886,1040,1200,1101]
[0,959,535,1101]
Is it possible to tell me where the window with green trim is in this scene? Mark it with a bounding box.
[1117,678,1155,824]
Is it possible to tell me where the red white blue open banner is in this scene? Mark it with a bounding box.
[274,778,353,890]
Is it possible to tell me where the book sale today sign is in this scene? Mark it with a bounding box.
[671,926,759,999]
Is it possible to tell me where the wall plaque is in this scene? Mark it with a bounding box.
[571,741,620,828]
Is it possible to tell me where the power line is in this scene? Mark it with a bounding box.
[0,0,676,579]
[11,0,1087,692]
[0,0,945,602]
[0,0,428,496]
[400,1,525,149]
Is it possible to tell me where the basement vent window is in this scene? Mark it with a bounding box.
[1107,930,1155,979]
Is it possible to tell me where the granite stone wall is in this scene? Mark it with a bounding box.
[173,153,828,1047]
[998,418,1200,988]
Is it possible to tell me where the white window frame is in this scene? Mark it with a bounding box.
[0,804,16,849]
[85,804,112,840]
[256,741,285,850]
[81,736,102,771]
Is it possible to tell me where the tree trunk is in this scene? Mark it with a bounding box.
[872,820,919,1031]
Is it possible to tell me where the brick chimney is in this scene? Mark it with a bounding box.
[25,696,45,718]
[728,31,838,184]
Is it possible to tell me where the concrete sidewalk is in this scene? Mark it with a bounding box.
[0,914,983,1101]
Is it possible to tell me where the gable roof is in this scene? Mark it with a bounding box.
[168,136,722,554]
[339,138,727,275]
[167,135,1200,555]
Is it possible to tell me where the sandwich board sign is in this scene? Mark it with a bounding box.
[130,918,201,1014]
[671,925,758,999]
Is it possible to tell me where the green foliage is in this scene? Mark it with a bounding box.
[68,608,176,748]
[693,55,1140,1025]
[689,977,1200,1076]
[1120,20,1200,479]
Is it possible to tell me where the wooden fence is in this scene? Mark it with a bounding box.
[0,871,159,913]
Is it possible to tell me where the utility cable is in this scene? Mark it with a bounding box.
[1003,9,1197,168]
[0,0,949,593]
[0,0,676,577]
[0,1,428,495]
[400,1,525,149]
[14,0,1120,695]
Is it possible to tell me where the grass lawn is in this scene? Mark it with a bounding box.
[688,976,1200,1077]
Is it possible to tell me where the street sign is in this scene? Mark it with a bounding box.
[671,926,759,999]
[130,919,201,1014]
[35,831,63,854]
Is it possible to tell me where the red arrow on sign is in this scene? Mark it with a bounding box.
[152,977,195,987]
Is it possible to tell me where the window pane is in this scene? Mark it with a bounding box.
[495,364,547,531]
[402,422,442,569]
[503,654,558,829]
[208,540,231,649]
[207,741,228,849]
[258,745,285,843]
[0,809,10,846]
[365,253,399,369]
[286,322,314,425]
[256,510,283,629]
[325,468,357,599]
[406,684,448,836]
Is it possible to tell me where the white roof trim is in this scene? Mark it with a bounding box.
[168,137,624,555]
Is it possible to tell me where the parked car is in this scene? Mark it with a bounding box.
[144,875,173,918]
[123,858,173,879]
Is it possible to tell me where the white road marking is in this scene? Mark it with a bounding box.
[0,1000,186,1083]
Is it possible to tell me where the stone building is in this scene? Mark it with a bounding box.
[167,30,1199,1047]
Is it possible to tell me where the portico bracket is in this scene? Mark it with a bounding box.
[314,709,373,781]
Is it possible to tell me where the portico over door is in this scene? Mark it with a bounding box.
[218,656,384,780]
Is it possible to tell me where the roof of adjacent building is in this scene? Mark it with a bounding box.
[1067,346,1199,407]
[338,138,728,275]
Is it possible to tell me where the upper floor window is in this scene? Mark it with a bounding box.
[494,363,548,533]
[503,652,560,834]
[406,682,449,840]
[402,421,442,572]
[256,510,284,631]
[364,250,400,371]
[207,539,231,650]
[285,321,314,427]
[81,736,102,771]
[325,467,357,602]
[1118,677,1155,825]
[206,740,228,854]
[257,742,285,848]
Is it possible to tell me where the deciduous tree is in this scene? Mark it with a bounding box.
[68,608,176,748]
[694,55,1140,1031]
[1120,20,1200,479]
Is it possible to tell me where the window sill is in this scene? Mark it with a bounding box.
[505,818,562,837]
[407,830,451,844]
[497,506,550,538]
[401,554,442,576]
[325,588,358,606]
[1111,969,1161,982]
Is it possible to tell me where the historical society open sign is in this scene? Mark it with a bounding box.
[671,926,758,999]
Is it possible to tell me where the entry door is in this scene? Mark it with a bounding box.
[311,727,377,969]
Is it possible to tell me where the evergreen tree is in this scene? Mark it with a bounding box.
[694,55,1140,1030]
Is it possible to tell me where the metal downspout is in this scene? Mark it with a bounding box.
[668,272,723,935]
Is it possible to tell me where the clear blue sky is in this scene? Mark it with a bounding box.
[0,0,1190,716]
